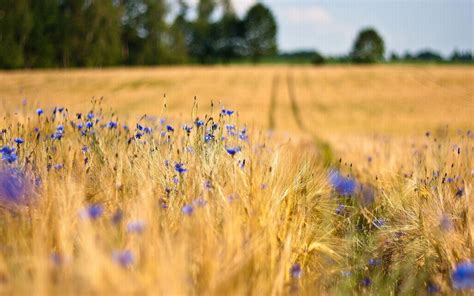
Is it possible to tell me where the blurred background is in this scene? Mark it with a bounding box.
[0,0,472,67]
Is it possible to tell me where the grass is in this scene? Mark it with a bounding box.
[0,65,473,294]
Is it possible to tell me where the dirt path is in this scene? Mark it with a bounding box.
[286,68,334,166]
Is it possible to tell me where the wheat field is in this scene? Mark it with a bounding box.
[0,65,473,294]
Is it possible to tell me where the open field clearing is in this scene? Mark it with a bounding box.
[1,65,473,136]
[0,65,473,294]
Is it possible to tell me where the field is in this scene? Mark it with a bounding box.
[0,65,473,294]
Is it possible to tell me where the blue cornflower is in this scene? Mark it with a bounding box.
[107,121,118,129]
[221,108,234,116]
[182,204,193,215]
[238,159,246,169]
[361,277,372,287]
[427,282,440,294]
[183,125,192,134]
[175,163,187,174]
[0,146,15,155]
[81,146,88,153]
[225,124,235,131]
[111,209,123,225]
[14,138,24,145]
[53,164,63,170]
[144,127,152,134]
[85,121,93,129]
[112,250,134,268]
[1,146,17,163]
[58,107,64,113]
[36,108,44,116]
[127,220,145,234]
[50,252,64,267]
[335,204,345,215]
[193,198,207,207]
[79,204,103,220]
[239,128,248,141]
[440,215,454,232]
[368,258,382,266]
[166,125,174,132]
[87,112,94,120]
[290,263,302,278]
[373,218,385,228]
[204,133,214,143]
[136,124,144,131]
[328,170,357,196]
[135,132,143,139]
[225,146,241,156]
[195,119,204,127]
[452,261,474,290]
[0,168,31,205]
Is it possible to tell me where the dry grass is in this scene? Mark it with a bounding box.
[0,65,472,295]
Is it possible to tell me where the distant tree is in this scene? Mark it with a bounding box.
[311,51,326,65]
[24,0,60,67]
[168,0,190,64]
[82,0,122,67]
[414,49,443,62]
[243,3,277,63]
[0,0,32,68]
[56,0,89,67]
[389,51,399,62]
[402,51,413,61]
[140,0,168,65]
[450,49,473,62]
[215,0,245,62]
[351,28,385,63]
[189,0,217,63]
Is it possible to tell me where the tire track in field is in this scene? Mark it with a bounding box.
[286,69,334,166]
[268,74,279,130]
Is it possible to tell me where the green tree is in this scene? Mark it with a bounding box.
[24,0,60,67]
[0,0,32,68]
[351,28,385,63]
[189,0,217,63]
[168,0,190,64]
[82,0,122,66]
[215,0,245,62]
[243,3,277,63]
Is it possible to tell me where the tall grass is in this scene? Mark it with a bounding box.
[0,100,472,295]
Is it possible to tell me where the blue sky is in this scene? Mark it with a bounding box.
[214,0,473,57]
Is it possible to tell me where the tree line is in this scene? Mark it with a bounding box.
[0,0,277,68]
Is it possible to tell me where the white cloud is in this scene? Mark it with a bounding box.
[284,6,332,25]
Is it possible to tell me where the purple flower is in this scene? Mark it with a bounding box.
[166,125,174,132]
[183,125,192,134]
[368,258,382,266]
[0,168,31,205]
[329,170,357,196]
[361,277,372,287]
[36,108,44,116]
[79,204,103,220]
[111,209,123,225]
[182,204,193,215]
[127,220,145,233]
[373,218,385,228]
[195,119,204,127]
[175,163,187,174]
[440,215,454,232]
[107,121,118,129]
[112,250,134,268]
[87,112,94,120]
[14,138,24,145]
[225,146,241,156]
[452,261,474,290]
[221,108,234,116]
[290,263,302,278]
[85,121,93,129]
[335,204,345,215]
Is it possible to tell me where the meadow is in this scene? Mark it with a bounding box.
[0,65,473,294]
